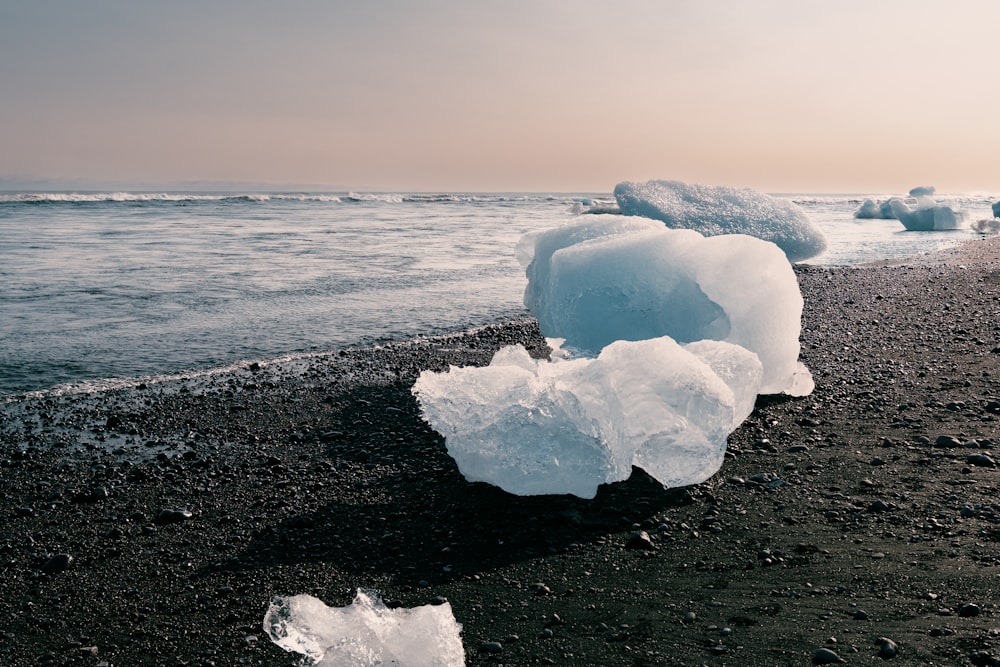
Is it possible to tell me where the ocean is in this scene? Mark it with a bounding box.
[1,191,997,398]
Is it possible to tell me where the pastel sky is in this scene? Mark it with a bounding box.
[2,0,998,193]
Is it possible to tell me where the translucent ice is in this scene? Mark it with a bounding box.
[519,218,812,395]
[992,200,1000,218]
[613,179,827,262]
[264,589,465,667]
[413,337,761,499]
[888,197,968,231]
[413,217,814,498]
[854,199,896,220]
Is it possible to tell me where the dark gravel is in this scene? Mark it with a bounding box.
[2,238,1000,666]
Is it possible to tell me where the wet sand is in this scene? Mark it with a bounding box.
[2,236,1000,666]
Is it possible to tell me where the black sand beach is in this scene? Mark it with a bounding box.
[2,237,1000,666]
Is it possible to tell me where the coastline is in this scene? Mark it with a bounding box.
[2,236,1000,666]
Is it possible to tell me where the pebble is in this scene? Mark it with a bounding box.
[875,636,899,659]
[625,530,656,550]
[935,435,964,448]
[959,603,983,617]
[42,553,73,574]
[479,641,502,653]
[154,508,193,525]
[812,647,846,664]
[966,454,996,467]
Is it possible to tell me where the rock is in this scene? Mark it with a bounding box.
[42,553,73,574]
[479,641,503,654]
[813,647,847,664]
[154,509,192,525]
[533,583,552,596]
[935,435,964,448]
[959,603,983,617]
[868,500,894,513]
[970,651,1000,666]
[626,530,656,550]
[852,610,869,620]
[876,636,899,659]
[966,454,996,467]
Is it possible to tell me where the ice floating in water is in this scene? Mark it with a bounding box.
[413,337,761,499]
[613,179,827,262]
[413,219,813,498]
[992,201,1000,218]
[973,218,1000,234]
[888,197,968,231]
[908,185,936,197]
[264,589,465,667]
[519,218,812,395]
[854,199,896,220]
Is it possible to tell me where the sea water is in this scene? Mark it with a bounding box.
[1,191,996,397]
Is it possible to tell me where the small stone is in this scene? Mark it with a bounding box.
[42,553,73,574]
[935,435,963,448]
[154,508,192,525]
[813,647,846,664]
[852,610,869,620]
[479,641,502,654]
[876,636,899,659]
[959,603,983,617]
[969,651,1000,666]
[626,530,656,550]
[868,500,893,513]
[966,454,996,468]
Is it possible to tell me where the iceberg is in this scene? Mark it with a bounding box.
[992,200,999,218]
[613,179,827,262]
[413,218,814,498]
[888,197,968,231]
[854,199,896,220]
[413,337,761,499]
[264,589,465,667]
[519,218,812,395]
[908,185,937,197]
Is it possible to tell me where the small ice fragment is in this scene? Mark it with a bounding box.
[264,589,465,667]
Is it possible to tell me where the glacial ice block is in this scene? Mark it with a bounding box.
[264,589,465,667]
[888,198,968,231]
[613,179,827,262]
[412,338,762,498]
[519,218,812,396]
[854,199,897,220]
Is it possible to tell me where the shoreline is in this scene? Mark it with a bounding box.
[2,236,1000,665]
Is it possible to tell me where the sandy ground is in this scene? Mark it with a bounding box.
[2,235,1000,666]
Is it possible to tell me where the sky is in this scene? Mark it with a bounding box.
[1,0,999,193]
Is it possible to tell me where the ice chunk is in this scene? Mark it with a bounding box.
[992,200,1000,218]
[613,179,827,262]
[854,199,897,220]
[264,589,465,667]
[413,337,761,498]
[522,218,811,395]
[973,218,1000,234]
[908,185,937,197]
[888,197,968,231]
